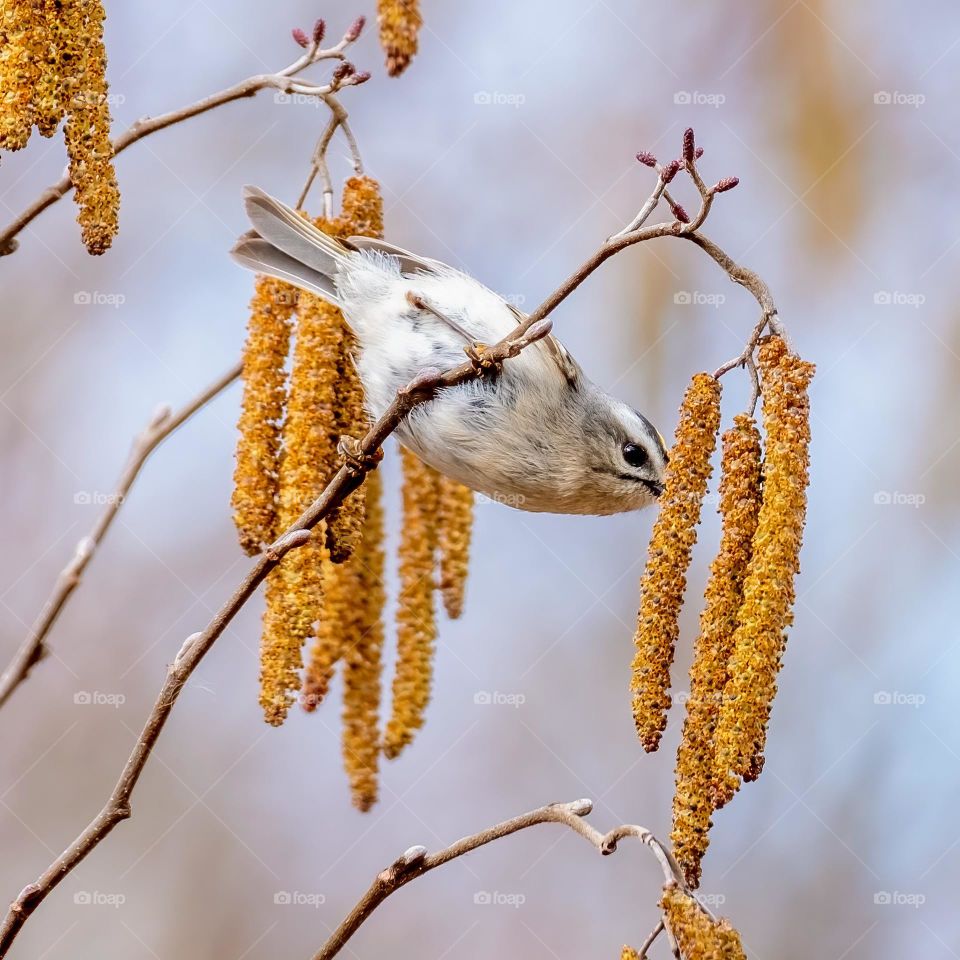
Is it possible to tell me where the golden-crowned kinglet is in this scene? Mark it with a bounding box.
[232,186,667,515]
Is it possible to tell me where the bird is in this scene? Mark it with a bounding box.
[231,186,668,516]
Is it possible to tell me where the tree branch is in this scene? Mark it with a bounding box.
[0,21,369,256]
[312,798,683,960]
[0,361,242,710]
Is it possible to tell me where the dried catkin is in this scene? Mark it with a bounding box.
[341,469,386,810]
[661,885,747,960]
[324,177,384,563]
[61,0,119,254]
[437,476,473,619]
[713,338,814,806]
[672,415,762,888]
[376,0,422,77]
[383,447,441,759]
[631,373,721,753]
[232,276,298,556]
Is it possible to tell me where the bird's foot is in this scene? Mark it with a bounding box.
[465,341,502,375]
[337,435,382,475]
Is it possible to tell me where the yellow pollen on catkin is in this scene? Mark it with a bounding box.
[61,0,119,254]
[437,475,473,620]
[232,276,298,556]
[0,0,45,152]
[671,414,762,888]
[661,885,747,960]
[376,0,422,77]
[324,177,383,564]
[713,337,814,807]
[34,0,67,137]
[382,447,440,760]
[341,469,386,811]
[620,947,642,960]
[631,373,722,752]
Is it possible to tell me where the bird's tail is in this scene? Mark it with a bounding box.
[230,185,351,305]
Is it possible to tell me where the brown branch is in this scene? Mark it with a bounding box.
[0,23,369,256]
[0,361,242,710]
[311,799,683,960]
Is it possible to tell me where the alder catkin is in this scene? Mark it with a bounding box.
[382,447,441,759]
[0,0,45,152]
[324,177,384,563]
[713,337,814,806]
[661,885,747,960]
[376,0,422,77]
[232,277,297,556]
[34,0,66,137]
[341,469,386,810]
[61,0,119,254]
[437,475,473,619]
[631,374,721,752]
[672,415,762,888]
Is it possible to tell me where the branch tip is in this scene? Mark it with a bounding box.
[345,16,366,42]
[636,151,658,168]
[292,27,310,48]
[312,18,326,45]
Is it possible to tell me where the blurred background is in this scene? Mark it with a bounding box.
[0,1,953,957]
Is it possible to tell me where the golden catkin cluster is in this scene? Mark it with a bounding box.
[712,338,814,807]
[232,277,298,556]
[383,447,441,759]
[661,885,747,960]
[672,415,762,888]
[620,947,642,960]
[437,475,474,619]
[341,469,386,810]
[1,0,120,252]
[376,0,422,76]
[631,373,722,752]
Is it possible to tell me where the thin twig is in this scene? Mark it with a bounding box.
[0,24,367,255]
[311,799,683,960]
[637,919,665,959]
[0,362,242,710]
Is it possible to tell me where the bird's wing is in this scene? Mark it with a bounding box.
[506,303,583,388]
[346,236,446,275]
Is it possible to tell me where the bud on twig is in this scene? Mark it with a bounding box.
[713,177,740,194]
[695,146,704,159]
[670,200,690,224]
[313,18,326,45]
[636,151,658,168]
[292,27,310,48]
[333,62,356,84]
[682,127,696,164]
[345,15,366,42]
[352,71,372,85]
[662,159,681,184]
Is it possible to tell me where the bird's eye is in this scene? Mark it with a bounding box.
[622,442,648,469]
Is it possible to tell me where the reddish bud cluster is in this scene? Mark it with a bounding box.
[313,18,326,44]
[636,151,658,168]
[662,159,681,184]
[713,176,740,194]
[292,27,309,48]
[345,15,366,41]
[682,127,696,164]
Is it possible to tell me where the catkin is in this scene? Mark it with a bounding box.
[631,374,721,752]
[0,0,44,152]
[259,561,309,726]
[713,338,814,806]
[672,415,762,888]
[661,885,747,960]
[341,469,386,810]
[383,447,441,759]
[621,947,642,960]
[35,0,66,137]
[61,0,119,254]
[324,177,384,563]
[376,0,422,77]
[232,277,298,556]
[437,476,473,619]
